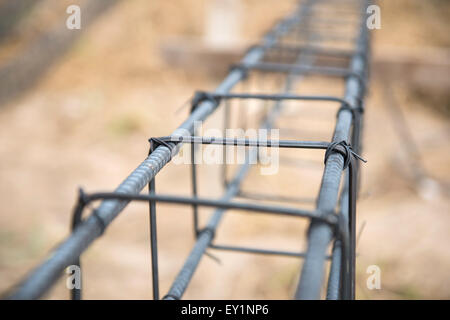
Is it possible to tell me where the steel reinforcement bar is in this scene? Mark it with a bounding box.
[296,0,370,300]
[7,0,371,300]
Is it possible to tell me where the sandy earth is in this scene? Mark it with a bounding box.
[0,0,449,299]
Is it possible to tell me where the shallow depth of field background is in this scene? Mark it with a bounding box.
[0,0,449,299]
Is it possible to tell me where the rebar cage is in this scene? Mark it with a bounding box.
[7,0,371,300]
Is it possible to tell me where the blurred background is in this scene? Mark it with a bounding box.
[0,0,449,299]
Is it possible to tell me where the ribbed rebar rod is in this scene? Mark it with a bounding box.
[326,239,342,299]
[295,0,369,300]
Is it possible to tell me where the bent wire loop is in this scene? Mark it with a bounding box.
[71,136,366,300]
[230,62,367,93]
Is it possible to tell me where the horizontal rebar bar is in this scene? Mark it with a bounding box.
[76,191,336,223]
[209,244,332,260]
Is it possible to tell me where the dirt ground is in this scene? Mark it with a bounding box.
[0,0,449,299]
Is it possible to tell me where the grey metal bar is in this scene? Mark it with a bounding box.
[148,177,159,300]
[326,239,342,299]
[237,191,316,204]
[209,244,322,259]
[295,0,369,300]
[75,191,328,221]
[159,135,331,150]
